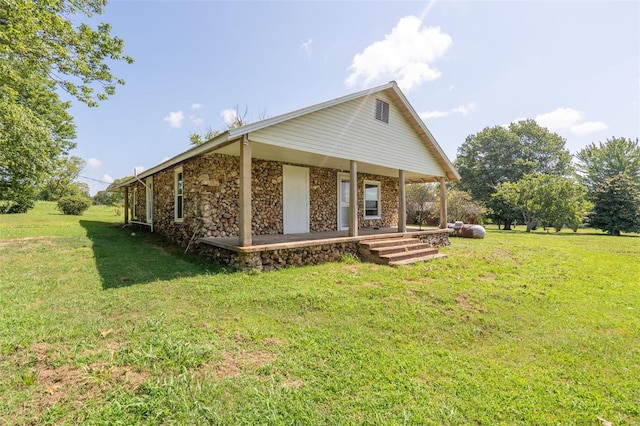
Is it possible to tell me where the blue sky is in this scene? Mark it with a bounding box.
[70,0,640,194]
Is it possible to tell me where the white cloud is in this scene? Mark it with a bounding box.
[535,108,583,132]
[534,107,608,135]
[87,158,102,168]
[191,103,203,110]
[345,15,452,92]
[301,38,313,57]
[103,174,114,184]
[570,121,608,135]
[448,84,455,91]
[419,102,475,120]
[420,110,450,119]
[189,115,204,126]
[163,110,185,128]
[221,109,238,126]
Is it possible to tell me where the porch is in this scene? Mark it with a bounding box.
[198,227,448,252]
[196,227,451,271]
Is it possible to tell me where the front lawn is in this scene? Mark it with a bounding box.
[0,202,638,424]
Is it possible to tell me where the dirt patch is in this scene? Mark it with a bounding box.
[480,274,496,282]
[203,349,276,380]
[264,337,286,346]
[280,378,304,389]
[14,342,148,421]
[455,293,485,313]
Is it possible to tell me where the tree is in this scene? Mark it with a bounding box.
[189,127,220,146]
[575,137,640,192]
[188,106,267,146]
[494,174,590,233]
[445,190,486,224]
[589,173,640,236]
[405,183,438,227]
[0,0,133,212]
[38,156,87,200]
[455,120,572,229]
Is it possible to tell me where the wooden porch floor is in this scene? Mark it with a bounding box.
[198,226,449,253]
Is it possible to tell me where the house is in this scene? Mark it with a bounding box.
[113,81,460,271]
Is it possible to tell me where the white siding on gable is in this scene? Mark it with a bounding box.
[250,93,446,177]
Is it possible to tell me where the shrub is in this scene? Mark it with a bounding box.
[57,196,91,215]
[0,197,35,214]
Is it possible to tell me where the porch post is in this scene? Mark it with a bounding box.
[349,160,358,237]
[439,177,447,229]
[123,186,129,224]
[239,136,252,247]
[398,170,406,232]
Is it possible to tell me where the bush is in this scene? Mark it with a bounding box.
[57,196,91,215]
[0,197,35,214]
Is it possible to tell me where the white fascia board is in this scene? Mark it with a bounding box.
[389,85,462,182]
[228,82,397,139]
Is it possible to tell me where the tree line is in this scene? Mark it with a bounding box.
[409,121,640,235]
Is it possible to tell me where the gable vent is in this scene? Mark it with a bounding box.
[375,99,390,123]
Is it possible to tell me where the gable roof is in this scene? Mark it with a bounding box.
[116,81,460,188]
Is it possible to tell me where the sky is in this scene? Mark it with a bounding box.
[68,0,640,195]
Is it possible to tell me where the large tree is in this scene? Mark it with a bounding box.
[38,155,89,201]
[0,0,132,212]
[589,173,640,236]
[575,137,640,192]
[455,120,572,229]
[495,174,590,233]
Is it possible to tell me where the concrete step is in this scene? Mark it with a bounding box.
[389,253,448,266]
[380,247,439,263]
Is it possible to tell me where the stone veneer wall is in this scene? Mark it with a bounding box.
[309,167,337,232]
[128,181,147,222]
[128,153,401,248]
[196,242,360,272]
[417,231,451,248]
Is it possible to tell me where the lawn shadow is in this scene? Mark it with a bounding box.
[80,220,230,289]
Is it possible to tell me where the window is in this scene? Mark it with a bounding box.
[375,99,389,123]
[175,167,183,222]
[364,180,381,219]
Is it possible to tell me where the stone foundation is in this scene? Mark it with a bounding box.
[195,241,360,272]
[416,230,452,248]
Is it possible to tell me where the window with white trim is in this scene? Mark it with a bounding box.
[364,180,381,219]
[375,99,389,123]
[175,167,184,222]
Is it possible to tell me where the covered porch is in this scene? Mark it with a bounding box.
[196,136,451,248]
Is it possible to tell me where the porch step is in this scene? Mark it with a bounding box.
[358,235,446,266]
[389,253,448,266]
[359,237,418,249]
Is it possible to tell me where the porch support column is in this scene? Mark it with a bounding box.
[123,186,129,224]
[439,177,447,229]
[348,160,358,237]
[239,136,252,247]
[398,170,406,233]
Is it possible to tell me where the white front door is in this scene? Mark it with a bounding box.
[283,165,309,234]
[338,173,350,231]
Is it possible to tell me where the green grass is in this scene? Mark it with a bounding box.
[1,202,638,425]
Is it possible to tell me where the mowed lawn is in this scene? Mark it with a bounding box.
[0,202,638,425]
